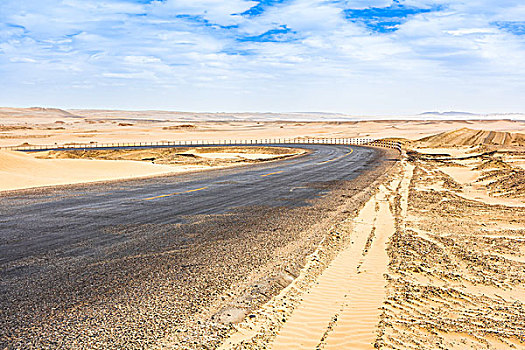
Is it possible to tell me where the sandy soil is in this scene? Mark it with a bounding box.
[2,107,525,348]
[218,130,525,349]
[376,151,525,349]
[0,147,302,192]
[1,107,524,192]
[1,108,525,149]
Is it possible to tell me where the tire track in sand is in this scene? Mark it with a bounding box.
[270,173,402,349]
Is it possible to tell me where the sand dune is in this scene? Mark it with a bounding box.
[0,147,301,192]
[417,127,525,147]
[0,150,187,191]
[2,107,525,149]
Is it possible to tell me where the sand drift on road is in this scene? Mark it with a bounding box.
[0,146,304,192]
[0,144,393,349]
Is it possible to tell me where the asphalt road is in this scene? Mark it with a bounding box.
[1,144,376,262]
[0,144,391,348]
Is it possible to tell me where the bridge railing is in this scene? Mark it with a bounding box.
[1,138,401,152]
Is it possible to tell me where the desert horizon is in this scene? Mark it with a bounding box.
[2,109,525,349]
[0,109,525,349]
[2,106,525,191]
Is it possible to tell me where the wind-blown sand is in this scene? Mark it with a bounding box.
[270,179,399,349]
[219,128,525,349]
[0,147,301,192]
[1,107,525,149]
[0,150,185,191]
[1,107,525,349]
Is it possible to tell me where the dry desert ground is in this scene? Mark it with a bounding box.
[221,128,525,349]
[1,107,524,192]
[1,108,525,349]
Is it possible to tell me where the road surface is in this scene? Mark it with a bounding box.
[0,144,393,349]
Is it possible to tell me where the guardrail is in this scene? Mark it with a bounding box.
[1,138,401,152]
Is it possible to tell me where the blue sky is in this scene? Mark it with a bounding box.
[0,0,524,114]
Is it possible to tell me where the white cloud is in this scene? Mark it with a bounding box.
[148,0,255,26]
[9,57,37,63]
[0,0,524,114]
[124,56,162,64]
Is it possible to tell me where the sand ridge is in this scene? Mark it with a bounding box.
[0,147,302,192]
[416,127,525,148]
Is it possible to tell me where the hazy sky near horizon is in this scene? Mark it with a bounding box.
[1,0,524,114]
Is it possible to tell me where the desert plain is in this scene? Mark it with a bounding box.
[1,107,525,349]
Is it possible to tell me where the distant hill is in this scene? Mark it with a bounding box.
[419,111,479,117]
[27,107,75,116]
[0,107,76,119]
[417,127,525,147]
[0,107,523,122]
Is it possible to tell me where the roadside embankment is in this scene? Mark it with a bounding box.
[0,147,304,192]
[219,151,405,349]
[220,139,525,349]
